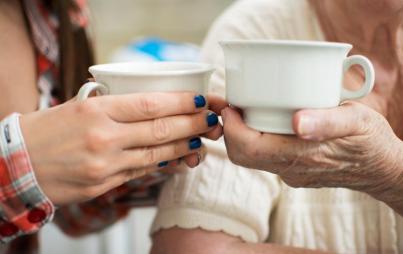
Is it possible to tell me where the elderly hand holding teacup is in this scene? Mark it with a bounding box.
[220,40,403,215]
[222,102,403,215]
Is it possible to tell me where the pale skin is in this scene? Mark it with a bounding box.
[0,1,226,206]
[152,0,403,253]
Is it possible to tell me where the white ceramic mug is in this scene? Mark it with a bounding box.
[220,40,375,134]
[77,62,214,100]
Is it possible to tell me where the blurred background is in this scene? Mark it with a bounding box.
[89,0,234,63]
[39,0,233,254]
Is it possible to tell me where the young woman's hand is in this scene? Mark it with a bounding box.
[20,92,225,205]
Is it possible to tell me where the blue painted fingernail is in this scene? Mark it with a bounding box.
[158,161,169,167]
[207,112,219,127]
[189,137,202,150]
[194,95,206,108]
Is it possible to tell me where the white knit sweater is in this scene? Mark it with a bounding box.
[151,0,403,253]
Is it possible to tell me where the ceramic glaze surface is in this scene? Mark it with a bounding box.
[221,40,375,134]
[77,62,214,100]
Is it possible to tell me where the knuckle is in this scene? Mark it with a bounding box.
[152,118,172,142]
[138,96,161,117]
[142,147,160,167]
[84,130,112,153]
[81,159,107,183]
[351,103,377,134]
[74,99,100,116]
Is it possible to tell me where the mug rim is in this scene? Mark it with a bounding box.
[89,61,214,77]
[220,39,353,49]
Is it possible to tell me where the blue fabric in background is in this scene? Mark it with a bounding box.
[111,37,200,63]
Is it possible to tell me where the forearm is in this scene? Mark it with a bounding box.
[151,228,330,254]
[373,176,403,216]
[365,138,403,216]
[230,242,330,254]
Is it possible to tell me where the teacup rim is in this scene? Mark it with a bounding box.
[219,39,352,49]
[89,61,214,77]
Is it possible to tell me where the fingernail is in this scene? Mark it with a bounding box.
[194,95,206,108]
[189,137,202,150]
[298,115,316,139]
[158,161,169,168]
[207,112,219,127]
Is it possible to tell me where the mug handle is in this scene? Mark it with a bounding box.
[341,55,375,102]
[77,82,109,101]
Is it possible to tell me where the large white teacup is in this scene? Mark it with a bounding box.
[77,61,214,100]
[220,40,375,134]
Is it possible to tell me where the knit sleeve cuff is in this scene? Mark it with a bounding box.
[151,207,260,242]
[150,140,281,243]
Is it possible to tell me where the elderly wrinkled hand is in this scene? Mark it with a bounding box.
[221,102,403,212]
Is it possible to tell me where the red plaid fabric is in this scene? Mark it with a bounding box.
[0,0,168,253]
[0,114,54,243]
[53,175,166,237]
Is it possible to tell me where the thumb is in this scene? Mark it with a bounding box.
[293,102,371,141]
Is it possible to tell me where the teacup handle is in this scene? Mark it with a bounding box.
[77,82,109,101]
[341,55,375,102]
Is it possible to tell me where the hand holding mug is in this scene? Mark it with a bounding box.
[21,92,225,206]
[19,62,227,206]
[221,102,403,214]
[221,40,375,134]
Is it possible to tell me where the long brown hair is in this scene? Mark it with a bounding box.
[21,0,94,101]
[52,0,95,101]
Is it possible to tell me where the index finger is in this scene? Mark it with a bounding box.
[222,107,309,163]
[96,92,208,123]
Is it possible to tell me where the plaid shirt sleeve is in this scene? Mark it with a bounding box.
[0,113,55,243]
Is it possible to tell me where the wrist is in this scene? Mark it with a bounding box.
[0,113,54,242]
[367,138,403,210]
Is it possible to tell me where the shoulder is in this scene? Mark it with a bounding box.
[205,0,316,49]
[201,0,316,59]
[208,0,311,38]
[200,0,320,95]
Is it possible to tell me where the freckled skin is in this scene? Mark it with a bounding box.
[357,0,403,13]
[310,0,403,137]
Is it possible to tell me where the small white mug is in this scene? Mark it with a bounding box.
[77,62,214,100]
[220,40,375,134]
